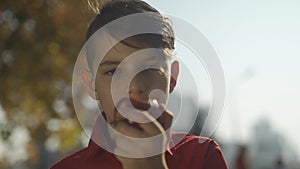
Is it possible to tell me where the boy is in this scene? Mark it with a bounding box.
[51,0,228,169]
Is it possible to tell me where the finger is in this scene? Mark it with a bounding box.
[138,110,164,135]
[109,120,146,138]
[138,108,173,134]
[113,105,163,135]
[156,107,173,130]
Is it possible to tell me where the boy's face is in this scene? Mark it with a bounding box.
[84,39,178,126]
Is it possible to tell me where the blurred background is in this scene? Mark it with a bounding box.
[1,0,300,169]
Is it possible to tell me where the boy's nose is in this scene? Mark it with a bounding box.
[129,73,149,100]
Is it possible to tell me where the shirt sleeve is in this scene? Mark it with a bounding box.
[202,140,228,169]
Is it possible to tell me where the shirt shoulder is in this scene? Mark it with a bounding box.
[49,141,120,169]
[50,147,89,169]
[202,138,228,169]
[170,132,215,152]
[168,133,228,169]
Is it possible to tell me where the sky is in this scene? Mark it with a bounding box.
[145,0,300,156]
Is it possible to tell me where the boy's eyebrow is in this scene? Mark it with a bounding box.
[99,60,120,67]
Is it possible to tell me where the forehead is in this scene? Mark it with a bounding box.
[102,42,141,62]
[87,31,171,73]
[96,41,169,68]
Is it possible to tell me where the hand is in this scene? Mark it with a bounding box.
[108,99,173,169]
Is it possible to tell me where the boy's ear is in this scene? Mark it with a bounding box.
[81,69,97,100]
[169,61,179,93]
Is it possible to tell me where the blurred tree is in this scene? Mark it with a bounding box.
[0,0,94,167]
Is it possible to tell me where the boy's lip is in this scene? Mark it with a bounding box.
[117,97,151,110]
[111,97,156,128]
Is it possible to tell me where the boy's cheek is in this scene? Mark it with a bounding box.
[98,99,115,122]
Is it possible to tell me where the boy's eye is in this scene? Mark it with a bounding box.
[103,68,116,75]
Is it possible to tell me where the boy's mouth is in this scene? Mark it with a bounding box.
[111,97,158,130]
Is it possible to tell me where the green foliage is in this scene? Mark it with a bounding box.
[0,0,94,153]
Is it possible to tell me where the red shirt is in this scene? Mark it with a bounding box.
[50,115,228,169]
[51,134,228,169]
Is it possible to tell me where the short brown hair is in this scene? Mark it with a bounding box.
[86,0,175,70]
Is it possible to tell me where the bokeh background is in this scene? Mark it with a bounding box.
[1,0,300,169]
